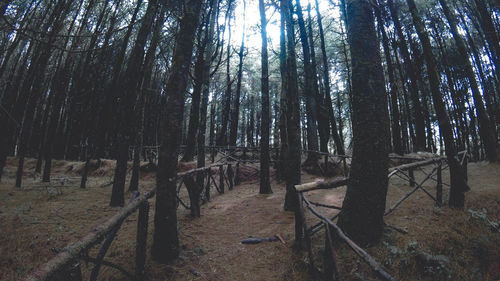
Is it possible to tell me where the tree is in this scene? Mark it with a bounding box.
[314,0,344,155]
[259,0,272,194]
[387,0,426,152]
[282,0,301,212]
[438,0,497,162]
[375,0,403,155]
[110,0,159,207]
[405,0,468,208]
[295,0,320,163]
[152,0,203,263]
[229,0,246,147]
[336,0,390,246]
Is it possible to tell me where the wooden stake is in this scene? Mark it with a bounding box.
[135,202,149,280]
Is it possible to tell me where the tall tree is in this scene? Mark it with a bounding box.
[375,0,403,155]
[439,0,497,162]
[216,0,235,146]
[152,0,203,262]
[314,0,344,155]
[282,0,301,212]
[197,0,218,193]
[110,0,159,207]
[259,0,272,194]
[405,0,468,207]
[473,0,500,85]
[229,0,246,147]
[295,0,320,163]
[387,0,426,152]
[337,0,390,246]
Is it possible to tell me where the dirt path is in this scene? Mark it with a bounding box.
[145,173,319,281]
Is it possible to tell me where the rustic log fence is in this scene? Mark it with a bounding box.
[22,161,240,281]
[176,162,239,217]
[293,151,468,281]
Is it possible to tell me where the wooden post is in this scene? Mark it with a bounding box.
[342,157,347,176]
[235,161,241,185]
[436,162,442,206]
[135,201,149,280]
[462,155,468,182]
[228,164,234,190]
[302,208,316,276]
[184,176,201,217]
[409,168,415,186]
[323,223,340,281]
[295,193,304,245]
[324,154,328,175]
[204,170,211,202]
[219,165,224,194]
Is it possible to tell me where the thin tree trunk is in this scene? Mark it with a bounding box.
[375,1,403,155]
[259,0,272,194]
[229,0,246,147]
[315,0,344,155]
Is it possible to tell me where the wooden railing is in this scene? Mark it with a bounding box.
[293,152,468,281]
[22,161,240,281]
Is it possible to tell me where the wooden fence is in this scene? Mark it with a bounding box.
[22,161,240,281]
[293,151,468,281]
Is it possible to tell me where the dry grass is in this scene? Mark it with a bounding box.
[0,157,499,281]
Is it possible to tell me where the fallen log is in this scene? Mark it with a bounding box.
[295,177,348,193]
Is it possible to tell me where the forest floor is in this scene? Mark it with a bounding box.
[0,156,499,281]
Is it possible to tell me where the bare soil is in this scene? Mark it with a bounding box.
[0,157,499,281]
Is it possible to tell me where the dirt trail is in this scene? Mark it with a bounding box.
[145,173,320,281]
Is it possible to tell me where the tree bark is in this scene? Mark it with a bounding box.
[282,0,301,212]
[337,0,390,246]
[152,0,202,263]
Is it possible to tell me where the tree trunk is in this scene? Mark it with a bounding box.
[405,0,467,208]
[282,0,301,212]
[229,0,246,147]
[295,0,320,163]
[152,0,202,263]
[375,1,403,155]
[387,0,426,152]
[259,0,272,194]
[439,0,497,161]
[110,0,159,207]
[337,0,390,246]
[314,0,344,155]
